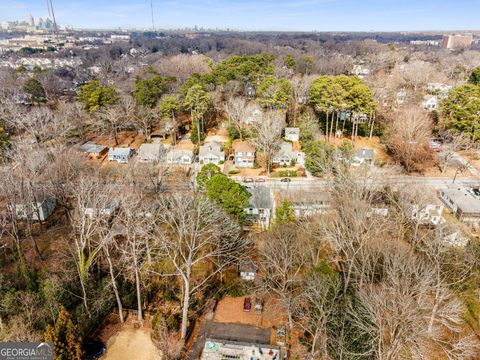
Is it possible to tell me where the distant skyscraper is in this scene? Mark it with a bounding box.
[28,15,35,28]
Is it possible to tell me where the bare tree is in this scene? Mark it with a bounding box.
[95,96,135,145]
[134,106,160,140]
[116,191,154,321]
[69,173,114,316]
[224,97,249,140]
[385,107,435,173]
[250,111,285,174]
[259,225,306,331]
[152,194,246,340]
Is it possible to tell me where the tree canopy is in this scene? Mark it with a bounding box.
[197,163,222,190]
[304,141,336,176]
[204,173,251,219]
[210,54,275,85]
[134,75,173,108]
[44,307,83,360]
[77,80,119,112]
[440,83,480,140]
[256,75,293,109]
[468,66,480,86]
[309,75,376,114]
[23,78,46,103]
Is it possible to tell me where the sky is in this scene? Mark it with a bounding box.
[0,0,479,31]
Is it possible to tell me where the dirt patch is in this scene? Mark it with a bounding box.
[103,326,160,360]
[214,296,287,329]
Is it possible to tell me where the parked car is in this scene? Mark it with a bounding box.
[255,178,266,183]
[243,297,252,312]
[280,178,291,183]
[243,177,254,183]
[83,341,106,360]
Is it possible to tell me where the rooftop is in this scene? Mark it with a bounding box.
[138,142,164,157]
[234,140,256,153]
[442,186,480,213]
[108,147,131,157]
[201,338,279,360]
[248,186,273,209]
[81,141,108,154]
[355,148,374,160]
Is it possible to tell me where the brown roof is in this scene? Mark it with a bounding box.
[233,140,255,153]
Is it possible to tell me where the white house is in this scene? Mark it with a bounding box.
[411,204,445,227]
[352,64,371,78]
[15,196,56,222]
[83,200,118,219]
[199,141,225,165]
[108,147,132,164]
[396,89,407,105]
[422,95,439,111]
[352,148,374,167]
[245,186,273,229]
[238,259,258,281]
[284,127,300,142]
[166,148,194,165]
[272,141,305,166]
[138,142,165,163]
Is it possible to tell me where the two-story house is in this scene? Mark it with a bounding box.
[234,141,256,168]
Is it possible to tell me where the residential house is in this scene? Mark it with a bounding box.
[166,148,194,165]
[201,339,280,360]
[427,83,452,98]
[242,103,263,125]
[108,147,132,164]
[440,185,480,222]
[411,204,445,227]
[80,141,108,159]
[238,259,258,281]
[138,142,165,163]
[15,196,56,222]
[272,141,305,166]
[352,64,371,78]
[278,189,331,218]
[199,141,225,165]
[396,89,407,106]
[422,95,439,111]
[284,127,300,142]
[245,186,273,229]
[83,200,118,219]
[352,148,375,167]
[234,141,256,168]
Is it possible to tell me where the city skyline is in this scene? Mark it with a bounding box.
[0,0,479,32]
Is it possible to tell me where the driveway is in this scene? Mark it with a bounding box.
[208,322,271,344]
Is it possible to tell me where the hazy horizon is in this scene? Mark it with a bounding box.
[0,0,479,32]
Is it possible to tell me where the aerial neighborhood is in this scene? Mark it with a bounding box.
[1,12,480,360]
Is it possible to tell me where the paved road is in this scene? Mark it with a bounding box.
[235,176,479,191]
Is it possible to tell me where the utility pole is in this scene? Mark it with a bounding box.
[150,0,155,31]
